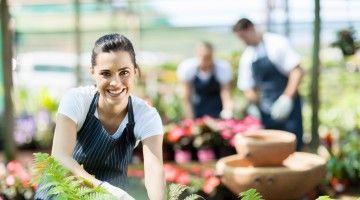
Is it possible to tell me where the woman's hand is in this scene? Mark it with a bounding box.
[100,182,135,200]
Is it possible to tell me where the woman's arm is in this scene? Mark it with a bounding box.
[142,134,165,200]
[51,114,102,186]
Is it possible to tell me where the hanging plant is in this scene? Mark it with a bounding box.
[331,27,359,56]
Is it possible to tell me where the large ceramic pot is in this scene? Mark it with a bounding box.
[234,129,296,166]
[216,152,326,200]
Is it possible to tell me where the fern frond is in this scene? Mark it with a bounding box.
[31,153,117,200]
[183,194,205,200]
[239,188,263,200]
[316,196,333,200]
[168,183,188,200]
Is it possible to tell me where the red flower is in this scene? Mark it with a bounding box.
[324,133,333,149]
[203,177,220,194]
[190,166,201,175]
[330,178,349,193]
[167,126,186,143]
[164,164,182,182]
[176,172,190,185]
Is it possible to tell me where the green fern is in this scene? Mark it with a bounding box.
[183,194,204,200]
[239,188,263,200]
[168,184,188,200]
[315,196,333,200]
[167,183,204,200]
[32,153,117,200]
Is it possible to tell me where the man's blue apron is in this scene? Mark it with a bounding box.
[251,50,303,150]
[192,68,222,118]
[34,93,136,199]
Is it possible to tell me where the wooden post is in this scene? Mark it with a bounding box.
[0,0,16,161]
[310,0,321,148]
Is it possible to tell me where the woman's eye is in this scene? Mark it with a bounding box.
[101,72,111,77]
[120,71,129,76]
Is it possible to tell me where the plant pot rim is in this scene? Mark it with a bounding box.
[235,129,296,146]
[216,152,326,176]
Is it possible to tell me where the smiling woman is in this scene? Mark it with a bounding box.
[34,34,165,200]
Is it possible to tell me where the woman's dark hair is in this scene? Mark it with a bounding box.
[232,18,254,32]
[91,34,139,75]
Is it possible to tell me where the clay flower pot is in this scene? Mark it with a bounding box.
[234,129,296,166]
[216,152,326,200]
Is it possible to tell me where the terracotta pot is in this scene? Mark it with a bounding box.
[234,129,296,166]
[216,152,326,200]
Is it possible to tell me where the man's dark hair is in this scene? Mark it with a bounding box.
[232,18,254,32]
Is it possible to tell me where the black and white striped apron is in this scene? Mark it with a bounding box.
[34,93,136,199]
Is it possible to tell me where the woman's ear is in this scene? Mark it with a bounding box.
[90,67,95,75]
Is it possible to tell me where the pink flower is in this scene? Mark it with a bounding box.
[232,123,247,133]
[221,129,233,140]
[197,149,215,163]
[7,160,24,174]
[19,170,31,187]
[203,177,220,194]
[229,137,236,146]
[175,149,192,163]
[243,116,261,126]
[202,169,215,179]
[182,119,193,127]
[6,175,16,186]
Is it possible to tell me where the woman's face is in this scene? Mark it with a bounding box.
[91,50,136,106]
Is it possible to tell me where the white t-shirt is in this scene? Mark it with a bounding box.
[57,86,164,141]
[237,32,301,91]
[176,58,232,84]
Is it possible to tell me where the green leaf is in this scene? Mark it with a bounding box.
[316,196,333,200]
[239,188,263,200]
[168,184,187,200]
[183,194,204,200]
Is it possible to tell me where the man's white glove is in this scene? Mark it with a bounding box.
[270,95,293,121]
[100,182,135,200]
[246,104,261,119]
[220,109,233,119]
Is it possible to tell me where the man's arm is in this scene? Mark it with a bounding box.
[180,81,194,119]
[244,88,258,103]
[220,82,233,118]
[283,65,304,98]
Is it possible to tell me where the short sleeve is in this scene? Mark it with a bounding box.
[57,88,85,124]
[135,107,164,141]
[176,58,197,82]
[267,34,301,75]
[214,60,232,85]
[237,50,255,91]
[281,41,301,74]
